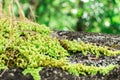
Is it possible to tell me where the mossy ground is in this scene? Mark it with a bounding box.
[0,18,119,80]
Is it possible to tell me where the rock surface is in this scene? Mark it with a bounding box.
[1,31,120,80]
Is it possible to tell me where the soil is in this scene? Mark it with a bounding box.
[1,31,120,80]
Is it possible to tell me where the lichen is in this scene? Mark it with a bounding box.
[0,18,118,80]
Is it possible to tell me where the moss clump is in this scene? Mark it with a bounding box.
[0,18,118,80]
[62,63,117,76]
[0,18,69,80]
[0,18,69,67]
[60,39,120,57]
[23,67,43,80]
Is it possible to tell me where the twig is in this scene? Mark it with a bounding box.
[0,68,8,77]
[15,0,25,20]
[0,0,3,18]
[4,0,14,51]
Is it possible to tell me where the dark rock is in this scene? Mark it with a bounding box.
[39,67,74,80]
[0,68,34,80]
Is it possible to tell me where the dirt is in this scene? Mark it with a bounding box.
[1,31,120,80]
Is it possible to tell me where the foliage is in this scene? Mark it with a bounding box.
[77,0,120,34]
[14,0,78,30]
[13,0,120,34]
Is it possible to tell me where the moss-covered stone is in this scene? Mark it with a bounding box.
[0,18,118,80]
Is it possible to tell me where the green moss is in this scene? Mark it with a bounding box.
[0,54,7,70]
[0,18,69,67]
[23,67,43,80]
[0,18,118,79]
[62,63,117,76]
[60,39,120,57]
[17,21,52,35]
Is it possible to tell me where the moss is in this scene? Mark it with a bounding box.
[0,18,69,66]
[62,63,117,76]
[0,18,118,79]
[60,39,120,57]
[23,67,43,80]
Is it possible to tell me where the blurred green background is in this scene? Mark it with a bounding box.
[6,0,120,34]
